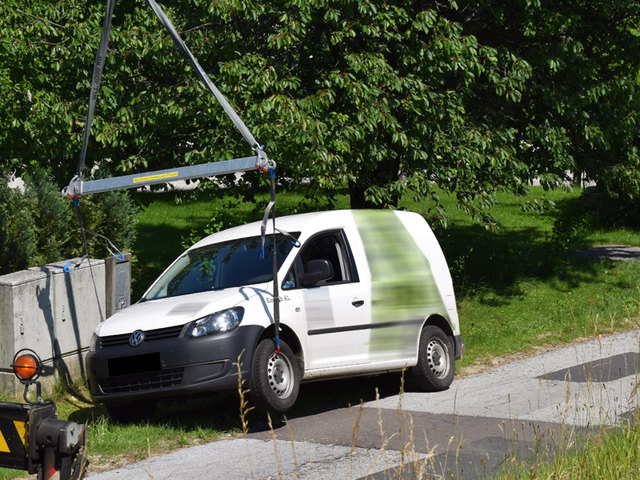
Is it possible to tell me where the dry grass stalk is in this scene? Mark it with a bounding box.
[236,352,254,478]
[284,419,301,479]
[145,437,155,480]
[348,400,365,479]
[267,412,283,480]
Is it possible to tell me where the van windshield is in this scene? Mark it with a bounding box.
[141,233,300,301]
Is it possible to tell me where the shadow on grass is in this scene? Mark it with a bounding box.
[64,373,409,435]
[438,195,613,302]
[132,223,191,300]
[67,392,242,433]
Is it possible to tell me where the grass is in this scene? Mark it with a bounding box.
[496,414,640,479]
[2,185,639,479]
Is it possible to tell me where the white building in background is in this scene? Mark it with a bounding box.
[7,174,25,192]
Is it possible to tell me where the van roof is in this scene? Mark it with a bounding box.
[190,209,421,249]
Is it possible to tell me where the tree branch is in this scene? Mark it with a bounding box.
[179,23,216,35]
[16,9,65,29]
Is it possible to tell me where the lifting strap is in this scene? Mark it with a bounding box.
[76,0,115,178]
[263,164,281,352]
[145,0,269,168]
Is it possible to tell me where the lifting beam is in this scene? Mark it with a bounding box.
[62,155,264,198]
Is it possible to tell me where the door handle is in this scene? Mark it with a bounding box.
[352,299,365,308]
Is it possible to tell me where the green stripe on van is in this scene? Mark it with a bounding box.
[353,211,444,356]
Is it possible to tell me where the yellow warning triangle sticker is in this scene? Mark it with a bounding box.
[0,429,9,453]
[13,421,28,450]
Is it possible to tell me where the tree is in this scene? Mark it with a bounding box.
[456,0,640,206]
[2,0,638,225]
[166,0,532,220]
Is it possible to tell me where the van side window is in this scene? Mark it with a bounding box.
[282,231,358,289]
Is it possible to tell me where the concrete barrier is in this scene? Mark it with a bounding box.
[0,256,130,396]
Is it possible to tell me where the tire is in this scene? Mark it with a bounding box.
[105,399,157,423]
[409,325,455,391]
[250,338,301,413]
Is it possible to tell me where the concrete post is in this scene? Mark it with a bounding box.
[105,253,132,318]
[0,259,107,396]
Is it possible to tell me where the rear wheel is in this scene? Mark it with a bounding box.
[410,325,455,391]
[250,338,300,413]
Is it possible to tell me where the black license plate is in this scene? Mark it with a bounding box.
[108,353,161,376]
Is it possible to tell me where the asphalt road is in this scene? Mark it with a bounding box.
[85,329,640,480]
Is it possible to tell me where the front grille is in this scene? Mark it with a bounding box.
[99,368,184,394]
[100,324,185,348]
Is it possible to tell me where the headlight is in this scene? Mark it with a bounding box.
[89,333,101,352]
[186,307,244,338]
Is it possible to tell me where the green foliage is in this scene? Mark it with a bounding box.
[179,197,254,249]
[0,170,71,273]
[548,186,640,261]
[0,171,137,275]
[0,0,529,225]
[462,0,640,198]
[77,190,139,260]
[198,0,533,220]
[26,170,76,265]
[549,206,595,259]
[0,181,38,273]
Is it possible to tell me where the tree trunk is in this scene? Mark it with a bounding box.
[348,181,372,209]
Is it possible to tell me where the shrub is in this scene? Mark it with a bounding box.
[25,170,74,266]
[0,170,138,274]
[0,180,38,273]
[72,190,139,260]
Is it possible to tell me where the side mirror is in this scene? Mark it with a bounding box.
[300,259,334,287]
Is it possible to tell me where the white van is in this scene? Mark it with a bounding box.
[86,209,463,418]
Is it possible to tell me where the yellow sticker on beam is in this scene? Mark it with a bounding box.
[132,171,179,183]
[0,429,9,453]
[13,421,27,451]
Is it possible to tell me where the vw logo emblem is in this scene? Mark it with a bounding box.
[129,330,145,347]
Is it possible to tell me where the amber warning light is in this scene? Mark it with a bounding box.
[11,349,42,382]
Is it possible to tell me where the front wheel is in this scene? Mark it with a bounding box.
[409,325,455,391]
[250,338,301,413]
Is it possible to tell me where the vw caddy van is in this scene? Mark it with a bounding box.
[86,209,463,418]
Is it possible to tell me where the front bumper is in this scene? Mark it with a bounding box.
[86,324,263,403]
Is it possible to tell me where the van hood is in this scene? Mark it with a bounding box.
[96,283,270,337]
